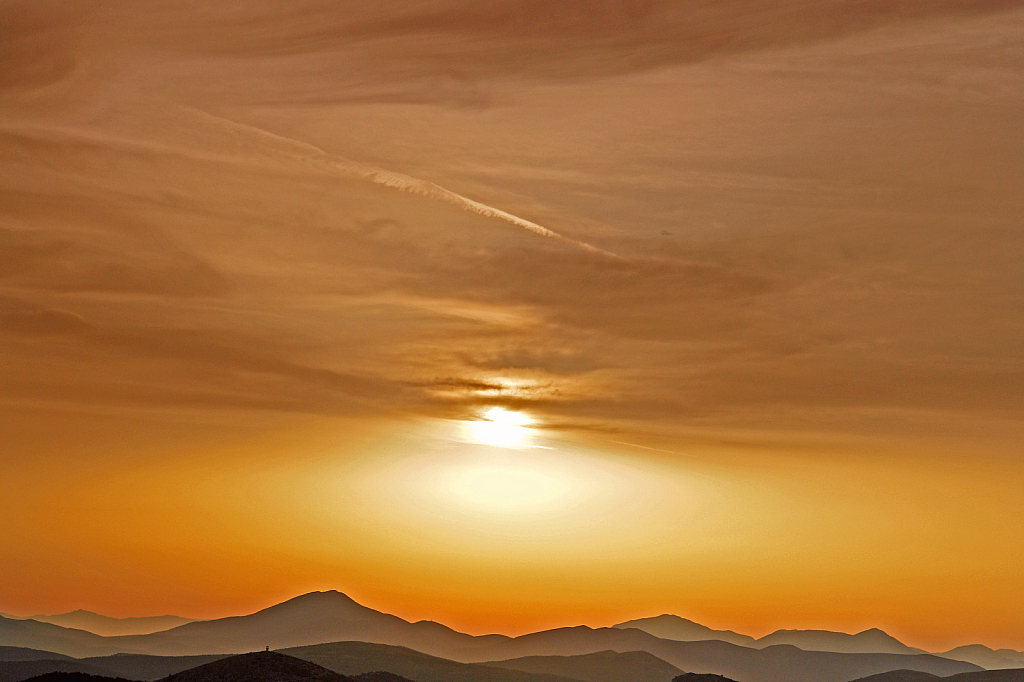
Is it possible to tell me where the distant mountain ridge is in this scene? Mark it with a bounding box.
[613,618,921,655]
[939,647,1024,671]
[0,617,132,658]
[756,629,923,655]
[0,591,1011,682]
[22,614,196,638]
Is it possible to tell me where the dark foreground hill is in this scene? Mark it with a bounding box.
[481,649,683,682]
[0,660,113,682]
[22,673,133,682]
[79,656,229,681]
[673,674,739,682]
[848,671,941,682]
[849,669,1024,682]
[158,652,347,682]
[0,655,229,682]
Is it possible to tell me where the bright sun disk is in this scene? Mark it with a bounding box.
[466,406,535,448]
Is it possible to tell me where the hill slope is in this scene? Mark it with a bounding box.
[0,650,74,664]
[158,652,348,682]
[281,641,580,682]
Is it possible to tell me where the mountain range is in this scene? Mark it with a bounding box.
[612,617,924,655]
[1,591,1020,682]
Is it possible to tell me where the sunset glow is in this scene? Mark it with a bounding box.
[1,0,1022,659]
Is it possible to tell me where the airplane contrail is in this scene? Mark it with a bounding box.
[184,107,619,258]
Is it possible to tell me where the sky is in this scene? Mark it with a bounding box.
[1,0,1023,653]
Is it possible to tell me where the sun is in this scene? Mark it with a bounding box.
[466,406,535,448]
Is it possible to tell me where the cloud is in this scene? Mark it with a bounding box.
[0,0,1020,450]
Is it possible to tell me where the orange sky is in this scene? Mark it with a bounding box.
[2,0,1023,654]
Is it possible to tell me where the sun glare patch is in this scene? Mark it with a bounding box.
[466,406,535,448]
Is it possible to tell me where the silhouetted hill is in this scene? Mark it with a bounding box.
[0,661,113,682]
[281,641,578,682]
[0,654,231,682]
[755,629,923,655]
[940,647,1024,671]
[0,650,74,663]
[482,649,683,682]
[22,673,134,682]
[847,670,940,682]
[946,672,1024,682]
[26,614,195,638]
[673,674,739,682]
[614,617,755,648]
[352,673,414,682]
[158,652,348,682]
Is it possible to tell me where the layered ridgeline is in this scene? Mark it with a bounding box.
[0,592,1017,682]
[613,617,922,655]
[612,616,1024,669]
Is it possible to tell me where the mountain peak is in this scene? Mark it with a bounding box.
[267,591,365,611]
[612,614,756,647]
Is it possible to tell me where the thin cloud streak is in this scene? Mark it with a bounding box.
[184,107,618,258]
